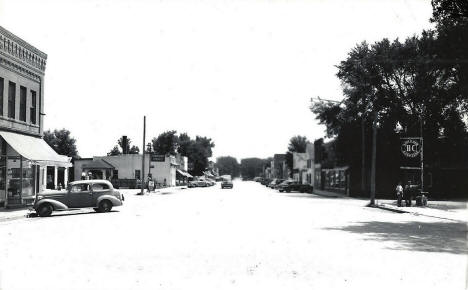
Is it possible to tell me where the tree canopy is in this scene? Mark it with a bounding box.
[107,137,139,156]
[240,157,269,179]
[150,131,215,176]
[216,156,240,177]
[152,130,178,155]
[43,129,79,157]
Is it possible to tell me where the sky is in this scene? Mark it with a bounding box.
[0,0,433,161]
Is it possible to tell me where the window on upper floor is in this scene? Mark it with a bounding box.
[30,90,36,124]
[8,82,15,119]
[20,86,26,122]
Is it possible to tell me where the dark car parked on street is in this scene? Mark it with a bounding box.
[33,180,124,217]
[277,180,314,193]
[268,178,285,189]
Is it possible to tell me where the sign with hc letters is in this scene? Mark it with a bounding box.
[400,137,422,169]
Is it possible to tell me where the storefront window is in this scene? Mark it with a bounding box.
[5,157,36,205]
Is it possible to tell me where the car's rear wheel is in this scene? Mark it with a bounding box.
[37,203,53,217]
[97,200,113,213]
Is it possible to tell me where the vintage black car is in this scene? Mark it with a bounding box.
[33,180,124,217]
[277,180,314,193]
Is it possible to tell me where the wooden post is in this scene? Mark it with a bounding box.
[361,116,366,194]
[370,113,378,206]
[139,116,146,195]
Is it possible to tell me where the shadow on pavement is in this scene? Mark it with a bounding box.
[29,210,119,219]
[325,221,468,255]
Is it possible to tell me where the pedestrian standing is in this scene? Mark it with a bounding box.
[396,182,403,207]
[404,181,413,207]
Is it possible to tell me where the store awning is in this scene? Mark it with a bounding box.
[177,169,193,178]
[0,131,72,167]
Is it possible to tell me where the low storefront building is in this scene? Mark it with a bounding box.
[74,153,184,188]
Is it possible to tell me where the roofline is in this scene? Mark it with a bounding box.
[0,26,47,58]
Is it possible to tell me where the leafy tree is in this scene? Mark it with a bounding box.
[431,0,468,25]
[240,158,266,179]
[149,131,215,176]
[216,156,240,177]
[178,133,192,157]
[107,145,121,156]
[285,135,309,175]
[129,145,140,154]
[152,130,179,155]
[43,129,79,157]
[188,136,215,176]
[108,137,139,155]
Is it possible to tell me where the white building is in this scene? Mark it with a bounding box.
[292,143,315,185]
[74,154,189,188]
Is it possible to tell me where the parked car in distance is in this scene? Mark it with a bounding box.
[261,178,272,186]
[196,180,208,187]
[221,179,233,189]
[277,180,314,193]
[188,181,198,188]
[206,179,216,186]
[268,179,285,189]
[33,180,124,217]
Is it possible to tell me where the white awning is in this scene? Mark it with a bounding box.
[177,169,193,178]
[0,131,72,167]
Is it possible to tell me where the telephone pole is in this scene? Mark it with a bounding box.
[138,116,146,195]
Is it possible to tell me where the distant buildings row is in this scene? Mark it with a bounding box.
[264,142,349,195]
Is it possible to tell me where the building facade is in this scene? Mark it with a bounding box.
[74,154,185,188]
[273,154,288,179]
[292,152,308,183]
[0,26,71,208]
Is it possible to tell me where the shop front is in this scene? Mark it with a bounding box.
[0,131,72,208]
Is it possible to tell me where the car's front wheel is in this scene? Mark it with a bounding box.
[37,203,53,217]
[97,200,113,213]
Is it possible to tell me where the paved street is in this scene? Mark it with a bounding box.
[0,181,467,290]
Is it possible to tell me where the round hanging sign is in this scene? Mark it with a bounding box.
[401,139,421,158]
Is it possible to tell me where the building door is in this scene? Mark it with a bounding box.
[46,166,55,189]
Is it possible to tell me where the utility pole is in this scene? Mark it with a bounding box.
[370,112,378,206]
[361,116,366,195]
[138,116,146,195]
[420,115,424,193]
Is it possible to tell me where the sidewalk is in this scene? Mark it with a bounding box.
[375,199,468,223]
[312,189,350,198]
[0,207,32,223]
[312,188,467,222]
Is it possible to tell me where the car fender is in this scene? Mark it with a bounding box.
[35,199,68,210]
[97,195,122,207]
